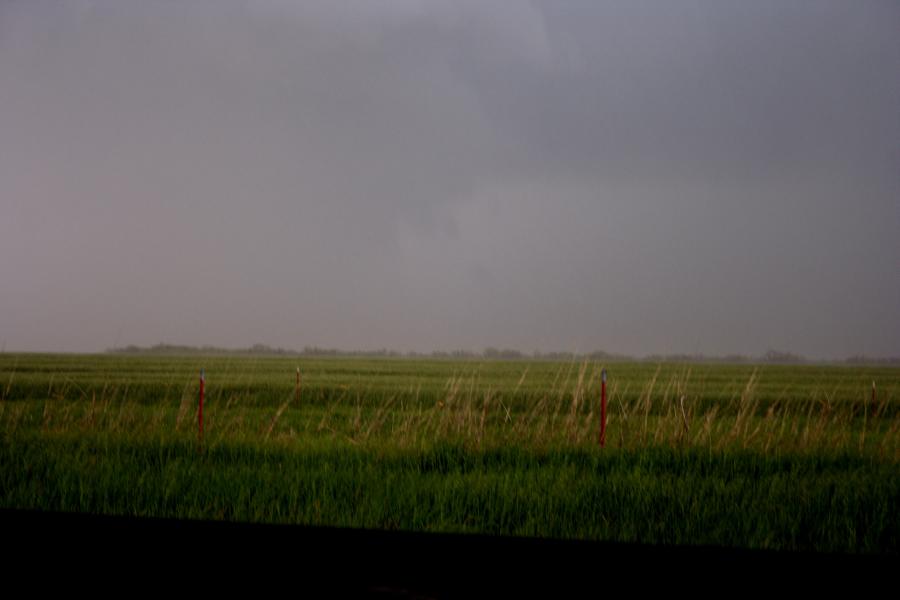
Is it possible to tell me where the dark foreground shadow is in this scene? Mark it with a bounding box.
[0,509,890,597]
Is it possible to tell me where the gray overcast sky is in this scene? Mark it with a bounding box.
[1,0,898,359]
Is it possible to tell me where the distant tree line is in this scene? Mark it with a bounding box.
[110,343,297,356]
[843,355,900,365]
[106,344,899,365]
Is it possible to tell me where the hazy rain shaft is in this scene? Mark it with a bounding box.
[1,0,898,359]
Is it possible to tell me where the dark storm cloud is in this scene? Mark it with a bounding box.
[1,1,898,358]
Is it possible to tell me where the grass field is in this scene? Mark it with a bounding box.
[1,353,897,553]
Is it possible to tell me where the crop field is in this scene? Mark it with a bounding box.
[1,353,897,554]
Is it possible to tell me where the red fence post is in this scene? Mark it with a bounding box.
[199,368,205,444]
[600,369,607,448]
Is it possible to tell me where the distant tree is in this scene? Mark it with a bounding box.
[762,349,805,364]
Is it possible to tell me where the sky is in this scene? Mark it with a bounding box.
[1,0,898,359]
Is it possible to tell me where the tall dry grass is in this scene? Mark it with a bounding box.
[2,360,897,460]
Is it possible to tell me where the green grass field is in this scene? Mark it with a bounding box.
[1,353,897,553]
